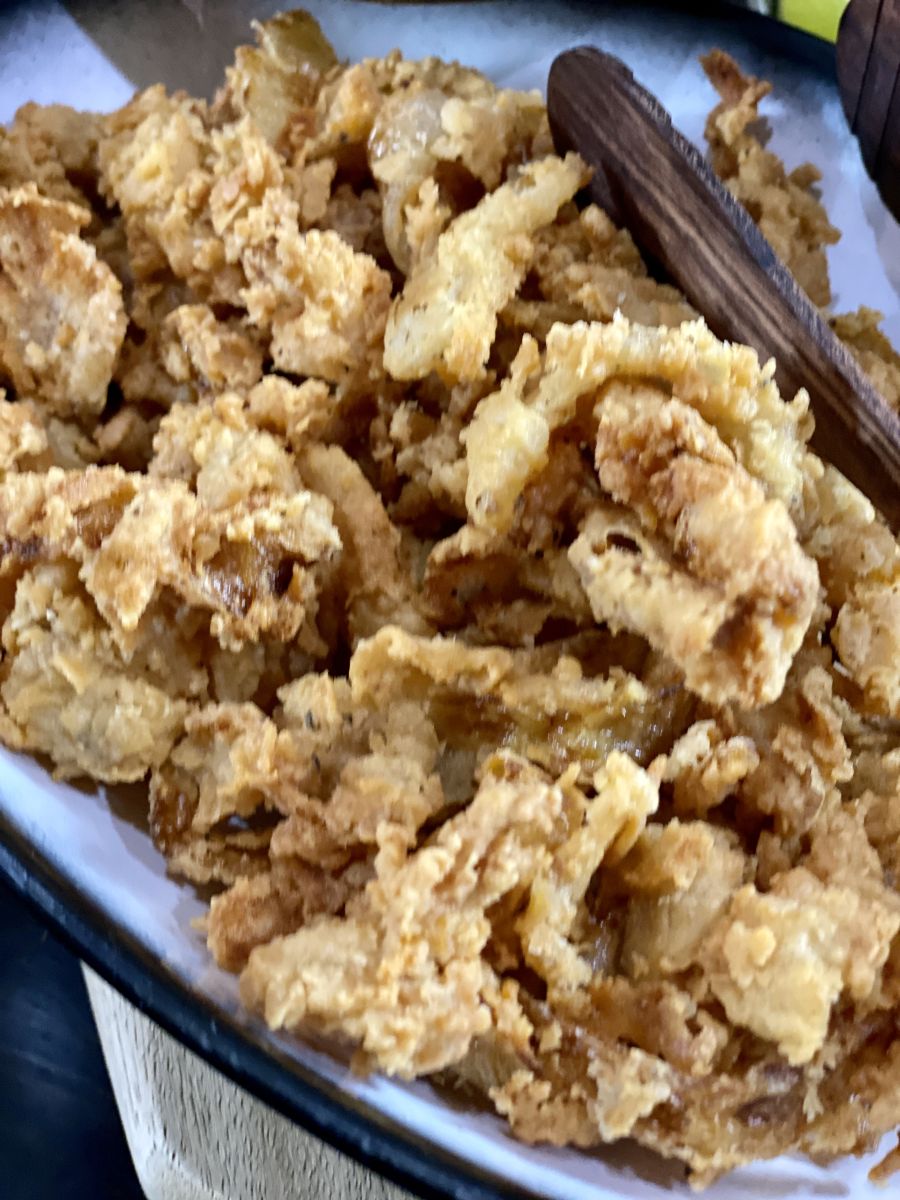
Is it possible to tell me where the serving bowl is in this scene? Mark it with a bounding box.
[0,3,897,1197]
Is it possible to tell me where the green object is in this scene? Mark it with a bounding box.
[777,0,848,42]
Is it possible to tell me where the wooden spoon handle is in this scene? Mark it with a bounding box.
[837,0,900,217]
[548,46,900,530]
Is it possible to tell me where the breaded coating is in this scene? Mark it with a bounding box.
[259,228,391,384]
[384,153,588,383]
[94,405,159,472]
[351,625,692,783]
[224,10,337,151]
[0,19,897,1189]
[93,484,339,652]
[0,102,102,209]
[799,465,898,606]
[369,79,546,273]
[615,818,727,895]
[532,205,697,328]
[536,316,811,508]
[0,395,49,474]
[465,315,811,544]
[704,59,900,427]
[662,721,759,818]
[115,277,198,412]
[569,388,817,707]
[833,581,900,717]
[241,753,572,1077]
[831,307,900,414]
[463,335,546,534]
[0,390,99,474]
[0,464,340,656]
[492,1045,676,1147]
[517,753,658,989]
[736,659,852,837]
[151,392,301,508]
[100,75,387,396]
[619,824,747,978]
[702,870,899,1065]
[202,116,392,385]
[207,860,372,971]
[161,304,264,396]
[702,49,839,306]
[800,466,900,716]
[1,562,190,780]
[152,673,355,883]
[99,86,244,304]
[318,183,385,258]
[0,186,125,416]
[299,444,427,640]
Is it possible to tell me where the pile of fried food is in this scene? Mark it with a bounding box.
[0,10,898,1187]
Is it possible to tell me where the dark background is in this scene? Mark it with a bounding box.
[0,881,142,1200]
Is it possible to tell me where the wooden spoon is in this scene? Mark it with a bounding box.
[547,46,900,531]
[837,0,900,218]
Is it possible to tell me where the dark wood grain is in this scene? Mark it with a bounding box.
[548,46,900,530]
[836,0,884,130]
[837,0,900,215]
[878,59,900,214]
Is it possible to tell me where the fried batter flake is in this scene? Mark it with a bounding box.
[161,304,264,396]
[224,10,336,151]
[463,335,546,534]
[532,205,697,328]
[517,753,658,989]
[570,386,818,707]
[241,753,568,1077]
[299,444,427,640]
[831,307,900,414]
[151,391,301,509]
[351,625,687,786]
[702,869,899,1065]
[834,581,900,718]
[0,464,340,655]
[0,185,126,416]
[736,660,852,837]
[702,49,839,306]
[1,562,190,780]
[0,102,101,209]
[798,465,900,716]
[369,79,546,273]
[464,314,811,551]
[0,395,49,475]
[266,229,391,383]
[537,315,811,507]
[99,86,241,302]
[663,720,760,817]
[384,153,588,383]
[620,824,747,979]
